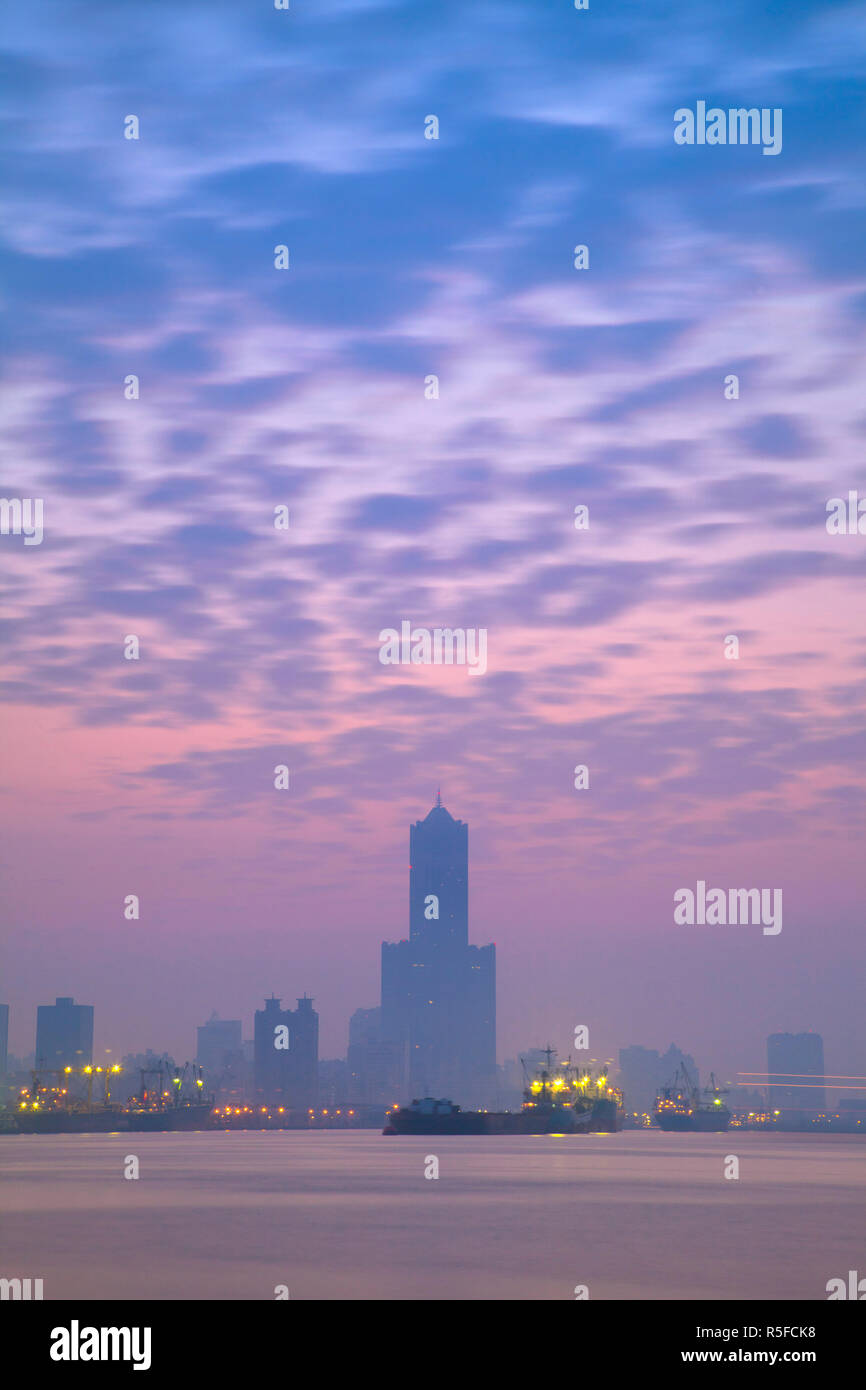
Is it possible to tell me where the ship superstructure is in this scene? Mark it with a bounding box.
[526,1049,625,1133]
[654,1064,731,1131]
[14,1062,214,1133]
[383,1047,625,1135]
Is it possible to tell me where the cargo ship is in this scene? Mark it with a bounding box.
[654,1065,731,1132]
[14,1062,214,1133]
[384,1048,625,1135]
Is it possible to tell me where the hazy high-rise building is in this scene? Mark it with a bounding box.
[317,1059,349,1108]
[196,1016,243,1076]
[381,797,495,1105]
[196,1014,244,1095]
[346,1006,406,1106]
[254,995,318,1108]
[767,1032,825,1113]
[35,997,93,1070]
[0,1004,8,1075]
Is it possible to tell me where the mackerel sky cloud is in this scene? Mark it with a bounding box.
[1,0,864,1072]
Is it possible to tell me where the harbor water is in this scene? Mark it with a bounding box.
[1,1129,862,1300]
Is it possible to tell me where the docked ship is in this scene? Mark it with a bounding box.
[14,1062,214,1133]
[654,1065,731,1132]
[384,1048,625,1136]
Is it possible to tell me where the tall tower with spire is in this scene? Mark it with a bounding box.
[381,797,496,1106]
[409,793,468,949]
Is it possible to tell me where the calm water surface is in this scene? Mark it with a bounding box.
[1,1130,863,1299]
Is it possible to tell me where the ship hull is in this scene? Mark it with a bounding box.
[16,1105,214,1134]
[15,1111,129,1134]
[384,1107,594,1136]
[123,1105,214,1132]
[589,1098,625,1132]
[656,1109,731,1132]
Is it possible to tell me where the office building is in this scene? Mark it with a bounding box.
[35,996,93,1071]
[767,1032,825,1114]
[346,1006,406,1106]
[196,1015,243,1076]
[254,995,318,1109]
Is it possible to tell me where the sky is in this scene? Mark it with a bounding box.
[1,0,865,1088]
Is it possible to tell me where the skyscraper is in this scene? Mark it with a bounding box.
[196,1014,244,1095]
[0,1003,8,1075]
[767,1032,826,1114]
[254,995,318,1109]
[346,1006,406,1105]
[381,796,495,1105]
[196,1015,243,1075]
[35,996,93,1070]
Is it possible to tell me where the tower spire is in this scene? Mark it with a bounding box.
[436,786,441,808]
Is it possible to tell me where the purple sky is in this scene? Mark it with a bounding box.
[1,0,865,1089]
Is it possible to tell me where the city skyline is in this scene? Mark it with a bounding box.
[0,795,851,1102]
